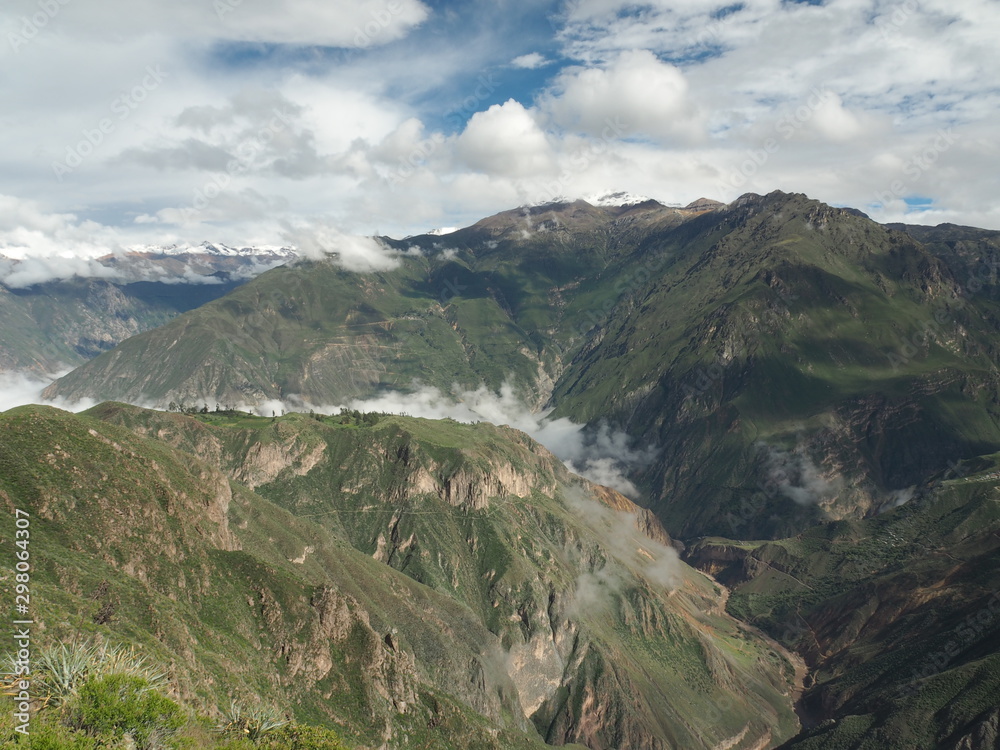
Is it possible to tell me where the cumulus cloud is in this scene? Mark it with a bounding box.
[457,100,555,178]
[544,50,702,143]
[0,195,126,260]
[3,0,1000,252]
[511,53,549,69]
[282,223,403,272]
[113,91,343,180]
[5,0,431,48]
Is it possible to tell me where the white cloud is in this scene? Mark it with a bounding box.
[457,100,555,178]
[2,0,430,48]
[1,0,999,252]
[0,195,128,259]
[511,52,549,69]
[312,382,655,497]
[0,256,122,288]
[762,443,844,506]
[545,50,702,143]
[0,370,97,413]
[282,223,402,272]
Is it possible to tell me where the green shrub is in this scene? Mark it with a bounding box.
[259,723,348,749]
[0,706,98,749]
[68,673,184,749]
[31,640,167,708]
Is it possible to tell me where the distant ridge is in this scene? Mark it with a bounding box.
[683,197,725,211]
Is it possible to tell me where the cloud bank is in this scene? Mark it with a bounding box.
[0,370,97,414]
[2,0,998,252]
[275,382,654,498]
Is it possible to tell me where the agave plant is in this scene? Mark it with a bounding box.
[94,642,168,690]
[0,653,27,697]
[219,699,289,741]
[33,641,96,706]
[27,639,169,707]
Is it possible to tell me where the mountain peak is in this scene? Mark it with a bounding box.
[584,190,661,207]
[683,197,725,212]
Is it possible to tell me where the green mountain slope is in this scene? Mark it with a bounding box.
[39,200,710,408]
[0,403,799,749]
[41,192,1000,545]
[0,278,242,374]
[685,451,1000,749]
[550,192,1000,538]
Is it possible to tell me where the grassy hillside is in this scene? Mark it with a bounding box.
[550,193,1000,538]
[0,278,244,374]
[1,403,799,749]
[40,201,709,409]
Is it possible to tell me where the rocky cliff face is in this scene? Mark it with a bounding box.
[83,403,798,749]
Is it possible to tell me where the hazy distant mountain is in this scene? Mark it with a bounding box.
[0,243,296,373]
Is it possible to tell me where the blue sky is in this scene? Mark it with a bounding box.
[0,0,998,258]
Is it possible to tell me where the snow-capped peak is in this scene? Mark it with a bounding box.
[584,191,658,207]
[127,241,297,258]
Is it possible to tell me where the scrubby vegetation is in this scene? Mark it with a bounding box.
[0,641,347,749]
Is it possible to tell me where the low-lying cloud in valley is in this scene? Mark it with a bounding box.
[282,224,407,272]
[0,256,124,289]
[262,382,655,498]
[1,368,652,500]
[0,370,98,414]
[762,443,844,505]
[563,486,682,614]
[339,383,655,498]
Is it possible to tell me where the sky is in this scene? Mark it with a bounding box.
[2,0,999,257]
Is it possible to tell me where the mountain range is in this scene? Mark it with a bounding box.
[3,191,1000,749]
[0,244,295,373]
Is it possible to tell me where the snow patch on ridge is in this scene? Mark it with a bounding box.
[584,190,660,207]
[127,241,297,258]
